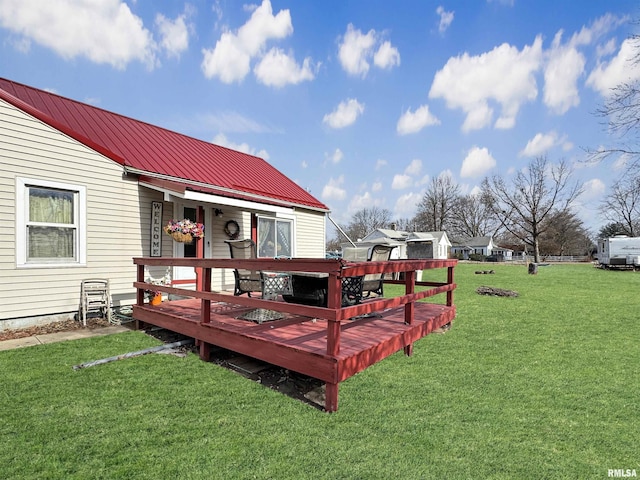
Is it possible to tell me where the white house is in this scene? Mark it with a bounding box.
[405,232,452,260]
[451,236,513,261]
[357,229,451,260]
[356,228,408,259]
[0,78,329,329]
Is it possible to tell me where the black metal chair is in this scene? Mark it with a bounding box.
[225,239,262,297]
[361,244,396,297]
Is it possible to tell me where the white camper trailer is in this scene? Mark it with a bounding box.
[597,236,640,269]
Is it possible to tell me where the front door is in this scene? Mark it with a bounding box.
[172,205,200,287]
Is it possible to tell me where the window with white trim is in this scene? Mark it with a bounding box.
[257,216,293,258]
[16,178,86,267]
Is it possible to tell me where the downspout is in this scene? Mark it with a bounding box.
[328,214,356,248]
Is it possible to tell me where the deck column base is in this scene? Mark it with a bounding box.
[325,382,338,412]
[199,341,211,361]
[404,344,413,356]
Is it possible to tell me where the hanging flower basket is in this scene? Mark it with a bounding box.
[170,231,193,243]
[163,219,205,243]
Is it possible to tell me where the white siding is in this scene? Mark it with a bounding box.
[1,99,328,323]
[0,99,161,322]
[293,209,326,258]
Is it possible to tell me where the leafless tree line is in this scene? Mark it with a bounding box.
[329,156,591,263]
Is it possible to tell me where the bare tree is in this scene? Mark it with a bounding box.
[589,32,640,174]
[391,217,416,232]
[414,173,460,231]
[599,177,640,236]
[329,207,393,246]
[481,156,583,263]
[538,210,593,256]
[598,221,630,238]
[448,192,502,240]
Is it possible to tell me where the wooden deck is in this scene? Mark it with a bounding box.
[132,257,457,412]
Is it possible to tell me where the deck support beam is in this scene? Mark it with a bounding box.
[325,382,339,412]
[404,269,415,356]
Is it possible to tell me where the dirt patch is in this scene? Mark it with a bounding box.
[0,317,115,342]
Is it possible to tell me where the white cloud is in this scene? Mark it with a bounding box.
[372,182,383,192]
[254,48,316,87]
[392,159,423,189]
[375,159,388,171]
[436,6,454,34]
[596,38,617,59]
[580,178,606,201]
[373,41,400,69]
[392,174,413,190]
[155,9,192,59]
[212,133,269,159]
[429,36,543,131]
[520,131,560,157]
[326,148,344,164]
[348,191,381,214]
[543,31,585,114]
[201,0,294,83]
[301,160,308,168]
[394,191,423,217]
[0,0,158,69]
[338,23,400,77]
[338,24,376,77]
[587,38,640,96]
[396,105,440,135]
[195,111,276,134]
[9,36,31,53]
[469,185,483,196]
[323,98,365,129]
[460,146,496,178]
[322,176,347,201]
[405,159,422,175]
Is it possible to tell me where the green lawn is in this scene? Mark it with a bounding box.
[2,263,638,479]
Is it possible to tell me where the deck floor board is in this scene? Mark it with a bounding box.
[135,298,454,363]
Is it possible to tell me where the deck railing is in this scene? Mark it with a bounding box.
[133,256,457,357]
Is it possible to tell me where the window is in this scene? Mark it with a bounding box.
[257,216,293,258]
[16,178,86,267]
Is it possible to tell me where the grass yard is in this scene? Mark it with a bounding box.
[1,263,638,479]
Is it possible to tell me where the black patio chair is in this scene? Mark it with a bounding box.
[361,244,396,298]
[225,239,262,297]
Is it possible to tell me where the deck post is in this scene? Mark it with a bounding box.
[195,206,205,292]
[326,274,341,357]
[404,269,415,356]
[201,267,212,324]
[325,382,339,412]
[199,266,212,361]
[447,265,454,307]
[135,264,145,330]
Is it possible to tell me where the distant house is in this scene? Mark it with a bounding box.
[451,236,513,261]
[0,77,329,329]
[405,232,451,260]
[358,229,451,260]
[451,236,495,259]
[359,228,408,258]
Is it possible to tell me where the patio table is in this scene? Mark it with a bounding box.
[283,272,363,307]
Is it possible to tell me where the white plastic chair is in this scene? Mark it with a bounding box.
[79,279,112,326]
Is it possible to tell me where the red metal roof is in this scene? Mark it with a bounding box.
[0,78,328,212]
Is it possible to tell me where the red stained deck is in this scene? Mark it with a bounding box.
[133,257,457,412]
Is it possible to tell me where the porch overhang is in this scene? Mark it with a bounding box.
[138,174,304,215]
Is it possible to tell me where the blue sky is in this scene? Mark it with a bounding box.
[2,0,640,234]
